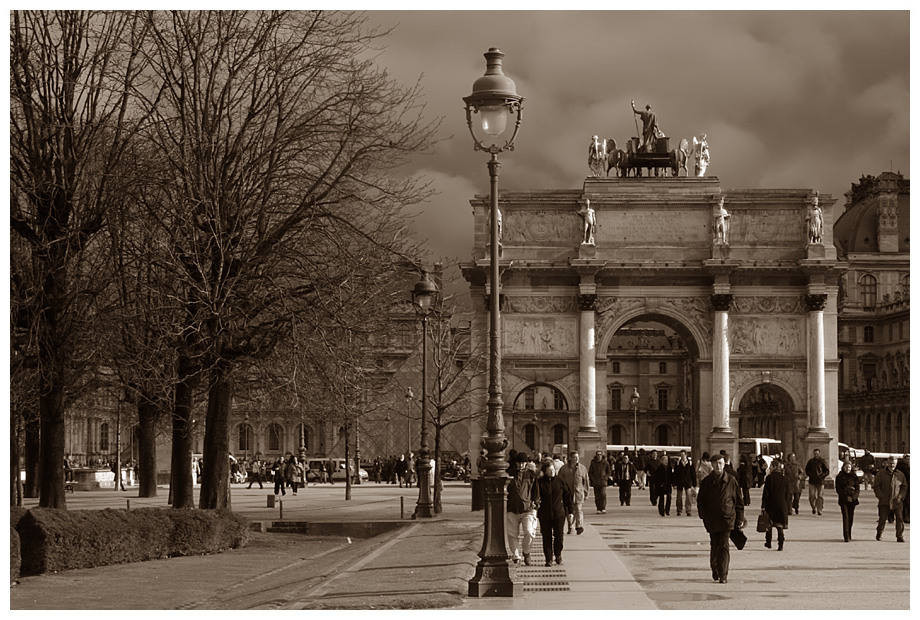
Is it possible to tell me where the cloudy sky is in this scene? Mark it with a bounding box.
[362,10,909,264]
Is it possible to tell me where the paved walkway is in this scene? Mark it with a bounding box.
[10,481,912,610]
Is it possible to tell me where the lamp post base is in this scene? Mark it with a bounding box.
[468,562,522,598]
[467,474,521,597]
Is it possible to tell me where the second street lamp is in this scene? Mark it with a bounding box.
[412,270,438,519]
[630,387,640,454]
[465,47,523,598]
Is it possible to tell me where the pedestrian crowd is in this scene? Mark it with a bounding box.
[501,446,908,584]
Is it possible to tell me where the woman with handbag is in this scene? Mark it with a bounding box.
[761,459,789,550]
[835,460,860,542]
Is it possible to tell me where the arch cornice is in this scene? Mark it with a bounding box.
[596,296,712,360]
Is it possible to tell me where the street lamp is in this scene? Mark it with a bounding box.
[412,269,438,519]
[405,387,413,456]
[630,388,640,454]
[465,48,524,599]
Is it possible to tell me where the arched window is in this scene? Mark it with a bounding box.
[610,387,622,411]
[514,384,568,411]
[655,424,670,445]
[268,423,283,452]
[659,361,667,374]
[524,424,537,451]
[859,274,877,308]
[552,424,566,446]
[238,424,253,452]
[609,424,623,445]
[100,422,110,452]
[611,361,621,374]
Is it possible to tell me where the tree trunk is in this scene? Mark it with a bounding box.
[137,399,159,497]
[23,415,40,499]
[11,420,22,506]
[199,358,231,510]
[344,421,352,501]
[170,354,196,509]
[433,424,442,514]
[38,384,66,508]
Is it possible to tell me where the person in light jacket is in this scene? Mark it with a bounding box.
[558,451,589,535]
[873,455,908,542]
[506,453,540,565]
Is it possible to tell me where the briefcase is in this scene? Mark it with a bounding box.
[756,511,771,533]
[729,528,747,550]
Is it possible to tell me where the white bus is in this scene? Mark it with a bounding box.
[737,438,783,469]
[551,444,691,459]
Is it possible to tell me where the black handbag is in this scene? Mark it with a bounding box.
[756,510,771,533]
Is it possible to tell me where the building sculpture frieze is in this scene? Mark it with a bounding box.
[730,317,803,356]
[503,316,578,357]
[732,209,803,243]
[504,295,578,314]
[731,296,808,315]
[504,210,579,245]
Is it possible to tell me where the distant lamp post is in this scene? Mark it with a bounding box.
[405,387,413,456]
[630,388,640,453]
[411,269,438,519]
[465,47,524,598]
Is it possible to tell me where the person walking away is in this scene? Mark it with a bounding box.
[761,460,789,550]
[645,450,661,506]
[506,453,540,565]
[635,449,648,490]
[325,459,335,485]
[588,450,611,514]
[895,454,909,523]
[835,460,860,542]
[859,450,875,490]
[394,455,408,488]
[754,455,767,487]
[614,453,637,506]
[537,458,573,566]
[284,456,299,495]
[674,450,697,516]
[805,449,830,515]
[272,458,286,497]
[737,455,753,506]
[247,458,263,489]
[697,453,745,584]
[559,451,590,534]
[652,452,674,516]
[783,453,803,515]
[873,455,908,542]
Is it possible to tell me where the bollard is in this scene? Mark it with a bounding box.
[400,496,404,519]
[279,500,283,520]
[267,494,275,508]
[126,499,130,512]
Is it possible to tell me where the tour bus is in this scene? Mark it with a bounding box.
[737,437,784,469]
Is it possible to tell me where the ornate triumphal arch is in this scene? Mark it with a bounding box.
[462,176,843,471]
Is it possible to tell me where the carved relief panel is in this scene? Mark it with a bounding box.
[730,317,803,356]
[504,210,579,246]
[504,296,578,314]
[504,316,578,357]
[732,209,803,244]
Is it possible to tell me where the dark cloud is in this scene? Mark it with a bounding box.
[368,10,909,260]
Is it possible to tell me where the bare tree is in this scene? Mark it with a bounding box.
[9,10,153,507]
[138,11,438,509]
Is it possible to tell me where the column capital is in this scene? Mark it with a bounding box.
[710,294,733,312]
[804,293,827,311]
[578,293,598,312]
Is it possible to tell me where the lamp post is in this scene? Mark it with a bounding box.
[412,270,438,518]
[630,388,640,454]
[405,387,413,456]
[465,48,523,598]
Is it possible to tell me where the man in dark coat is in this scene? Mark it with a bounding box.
[652,452,675,516]
[805,448,830,515]
[873,455,908,542]
[645,450,661,506]
[673,450,697,516]
[613,453,637,506]
[588,450,612,514]
[537,459,573,567]
[761,460,790,550]
[697,453,745,584]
